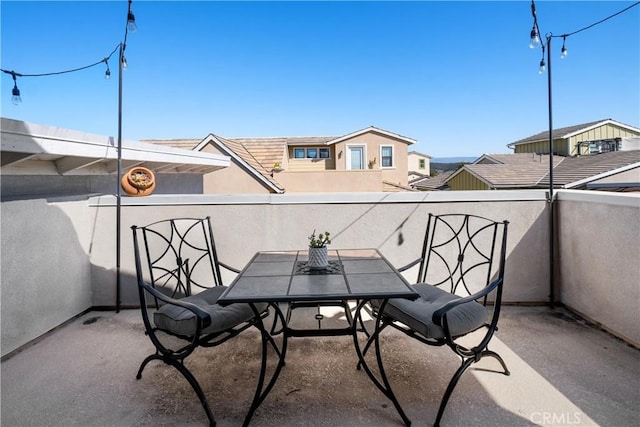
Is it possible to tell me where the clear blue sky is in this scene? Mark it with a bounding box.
[1,1,638,158]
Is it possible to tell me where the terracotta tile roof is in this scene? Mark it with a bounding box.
[538,150,640,188]
[411,170,455,190]
[448,155,565,188]
[214,135,285,192]
[476,153,551,165]
[227,138,288,171]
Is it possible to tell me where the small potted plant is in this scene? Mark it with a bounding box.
[307,229,331,269]
[121,166,156,196]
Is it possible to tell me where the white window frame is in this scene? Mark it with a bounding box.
[293,148,305,159]
[418,158,426,170]
[346,145,366,170]
[380,145,394,168]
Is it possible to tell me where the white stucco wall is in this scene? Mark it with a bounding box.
[557,190,640,346]
[1,198,93,357]
[4,189,638,356]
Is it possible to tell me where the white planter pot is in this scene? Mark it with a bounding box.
[308,246,329,269]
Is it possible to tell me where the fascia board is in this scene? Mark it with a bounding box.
[1,124,229,168]
[565,162,640,189]
[326,126,416,146]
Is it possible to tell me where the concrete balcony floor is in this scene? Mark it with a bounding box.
[1,306,638,427]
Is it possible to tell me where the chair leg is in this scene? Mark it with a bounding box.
[136,353,162,379]
[481,349,511,376]
[167,359,216,427]
[434,349,509,426]
[434,357,475,427]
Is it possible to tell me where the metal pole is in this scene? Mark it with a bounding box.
[116,42,123,313]
[546,35,555,307]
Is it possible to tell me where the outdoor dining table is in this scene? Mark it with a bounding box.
[217,248,419,426]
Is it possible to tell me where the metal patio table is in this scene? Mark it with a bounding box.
[218,248,419,426]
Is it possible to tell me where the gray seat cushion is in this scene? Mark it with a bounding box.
[382,283,488,340]
[154,286,268,336]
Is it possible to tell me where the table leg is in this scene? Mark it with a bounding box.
[353,299,411,426]
[243,302,288,427]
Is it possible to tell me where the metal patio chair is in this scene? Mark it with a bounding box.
[358,213,509,426]
[131,217,272,426]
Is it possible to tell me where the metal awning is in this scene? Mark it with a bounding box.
[0,118,229,175]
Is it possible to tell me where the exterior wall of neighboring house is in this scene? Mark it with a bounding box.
[514,138,566,155]
[200,144,273,194]
[569,124,639,155]
[274,170,384,192]
[408,152,431,175]
[332,132,409,187]
[286,146,337,171]
[447,170,490,190]
[514,124,640,156]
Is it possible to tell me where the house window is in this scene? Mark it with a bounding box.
[419,159,425,170]
[347,146,365,170]
[292,147,331,160]
[381,146,394,167]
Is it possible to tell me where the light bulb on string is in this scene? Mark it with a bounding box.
[529,27,541,49]
[561,36,568,59]
[11,83,21,105]
[127,11,137,32]
[10,72,21,105]
[121,56,128,69]
[104,59,111,79]
[538,59,546,74]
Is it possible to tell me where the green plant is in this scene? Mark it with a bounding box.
[308,230,331,248]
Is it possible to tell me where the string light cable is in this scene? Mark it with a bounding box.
[1,0,136,104]
[530,0,640,61]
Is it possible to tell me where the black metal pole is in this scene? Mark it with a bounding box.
[116,42,123,313]
[546,35,555,307]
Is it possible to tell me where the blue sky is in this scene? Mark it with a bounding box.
[1,1,638,157]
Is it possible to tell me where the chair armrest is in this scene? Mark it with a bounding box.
[139,280,212,330]
[397,257,423,273]
[218,261,240,274]
[432,277,502,326]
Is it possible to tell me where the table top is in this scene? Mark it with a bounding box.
[218,249,418,304]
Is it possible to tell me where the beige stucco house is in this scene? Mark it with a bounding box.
[156,126,417,194]
[408,151,431,179]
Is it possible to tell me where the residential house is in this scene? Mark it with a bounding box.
[446,151,640,191]
[409,170,454,191]
[408,151,431,178]
[507,118,640,156]
[446,153,564,190]
[146,126,416,194]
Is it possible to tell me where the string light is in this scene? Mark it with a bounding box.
[1,0,138,104]
[127,10,137,33]
[11,72,21,105]
[529,0,639,71]
[538,46,546,74]
[529,27,541,49]
[104,59,111,80]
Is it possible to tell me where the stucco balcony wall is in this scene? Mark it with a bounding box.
[556,190,640,347]
[2,190,638,357]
